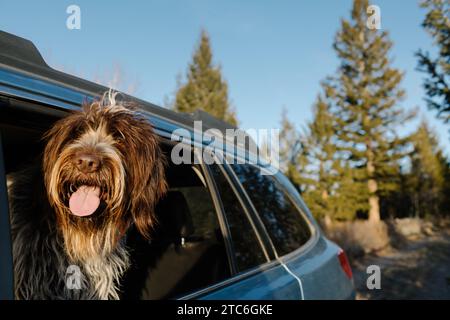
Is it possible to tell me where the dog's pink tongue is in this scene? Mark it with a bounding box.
[69,186,100,217]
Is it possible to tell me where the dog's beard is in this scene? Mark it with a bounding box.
[60,219,126,262]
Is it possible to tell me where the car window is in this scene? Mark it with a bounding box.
[208,164,267,272]
[230,164,312,257]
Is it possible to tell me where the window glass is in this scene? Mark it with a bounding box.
[230,164,311,256]
[209,164,267,272]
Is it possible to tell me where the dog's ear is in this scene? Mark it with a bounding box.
[121,115,168,238]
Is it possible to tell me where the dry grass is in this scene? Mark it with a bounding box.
[322,220,390,258]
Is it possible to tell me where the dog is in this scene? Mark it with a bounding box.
[8,92,167,299]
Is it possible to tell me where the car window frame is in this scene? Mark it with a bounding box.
[191,147,237,276]
[0,132,14,300]
[217,157,277,261]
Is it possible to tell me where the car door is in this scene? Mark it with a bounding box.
[180,156,302,300]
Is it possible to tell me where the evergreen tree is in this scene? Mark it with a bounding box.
[416,0,450,124]
[409,121,446,217]
[299,94,337,219]
[174,30,238,126]
[296,92,365,221]
[332,162,368,220]
[324,0,414,222]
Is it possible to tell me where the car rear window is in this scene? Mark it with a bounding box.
[230,164,312,257]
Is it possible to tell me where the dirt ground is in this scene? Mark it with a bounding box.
[351,227,450,300]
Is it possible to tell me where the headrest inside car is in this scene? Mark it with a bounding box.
[156,190,195,242]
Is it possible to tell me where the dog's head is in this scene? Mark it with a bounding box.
[43,92,167,261]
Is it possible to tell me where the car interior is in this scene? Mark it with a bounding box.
[0,106,231,299]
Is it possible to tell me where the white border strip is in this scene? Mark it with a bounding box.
[279,260,305,300]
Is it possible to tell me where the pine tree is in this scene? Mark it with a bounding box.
[299,94,337,219]
[409,121,446,217]
[332,162,368,220]
[416,0,450,124]
[324,0,414,222]
[174,30,238,126]
[296,92,365,221]
[278,108,302,186]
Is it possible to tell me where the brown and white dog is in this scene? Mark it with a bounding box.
[8,92,167,299]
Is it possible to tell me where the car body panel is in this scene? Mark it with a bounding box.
[282,237,355,300]
[182,262,302,300]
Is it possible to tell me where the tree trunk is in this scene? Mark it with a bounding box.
[368,178,380,222]
[367,147,380,222]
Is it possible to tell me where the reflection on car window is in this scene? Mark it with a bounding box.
[209,164,267,272]
[231,164,311,257]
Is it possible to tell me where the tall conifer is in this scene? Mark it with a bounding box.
[325,0,414,221]
[174,30,238,126]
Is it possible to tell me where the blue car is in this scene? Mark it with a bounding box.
[0,31,355,300]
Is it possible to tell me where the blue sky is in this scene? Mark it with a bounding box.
[1,0,449,155]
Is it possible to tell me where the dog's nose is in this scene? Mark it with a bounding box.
[74,152,101,173]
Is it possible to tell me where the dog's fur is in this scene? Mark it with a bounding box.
[8,92,167,299]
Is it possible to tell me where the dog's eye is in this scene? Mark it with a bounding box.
[71,124,87,138]
[112,132,125,143]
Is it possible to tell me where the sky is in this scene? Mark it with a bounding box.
[1,0,449,156]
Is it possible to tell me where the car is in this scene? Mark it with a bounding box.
[0,30,355,300]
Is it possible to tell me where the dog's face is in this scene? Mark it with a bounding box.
[42,94,167,261]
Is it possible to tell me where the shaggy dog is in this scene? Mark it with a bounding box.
[8,92,167,299]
